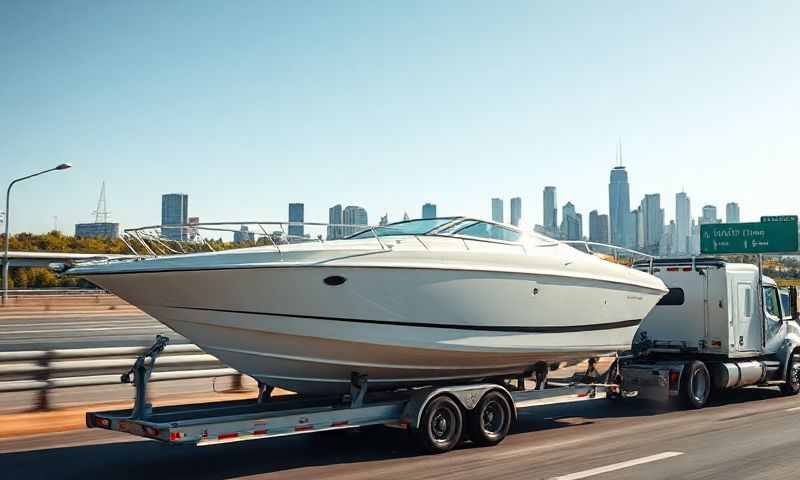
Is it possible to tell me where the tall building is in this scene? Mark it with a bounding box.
[640,194,664,255]
[233,225,255,244]
[343,205,368,236]
[726,202,740,223]
[75,222,120,239]
[700,205,719,225]
[491,198,503,223]
[379,214,388,226]
[609,166,631,247]
[675,191,691,255]
[588,210,609,244]
[660,220,675,257]
[542,187,557,235]
[560,202,582,240]
[510,197,522,226]
[327,204,343,240]
[422,203,437,219]
[288,203,305,238]
[161,193,188,241]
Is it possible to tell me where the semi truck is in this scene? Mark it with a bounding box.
[621,257,800,408]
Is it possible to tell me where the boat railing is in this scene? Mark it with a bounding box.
[563,241,656,272]
[121,221,388,259]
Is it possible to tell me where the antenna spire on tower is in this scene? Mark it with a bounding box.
[92,181,111,223]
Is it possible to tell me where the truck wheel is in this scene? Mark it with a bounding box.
[680,361,710,409]
[415,395,463,454]
[780,353,800,396]
[467,391,512,447]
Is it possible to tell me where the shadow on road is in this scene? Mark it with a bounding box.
[0,387,792,479]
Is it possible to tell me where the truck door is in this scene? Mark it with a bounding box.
[734,282,760,352]
[763,285,786,354]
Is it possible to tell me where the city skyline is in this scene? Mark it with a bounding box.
[2,3,798,235]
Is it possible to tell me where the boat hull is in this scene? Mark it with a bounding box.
[84,264,662,394]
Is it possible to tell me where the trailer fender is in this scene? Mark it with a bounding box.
[400,384,515,429]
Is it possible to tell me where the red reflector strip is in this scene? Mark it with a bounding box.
[295,424,314,432]
[331,420,349,427]
[170,431,183,441]
[666,267,679,271]
[218,432,239,440]
[252,429,268,435]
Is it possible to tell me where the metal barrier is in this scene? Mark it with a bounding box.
[0,343,243,410]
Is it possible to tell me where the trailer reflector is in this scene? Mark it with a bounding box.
[252,429,268,435]
[331,420,349,427]
[217,432,239,440]
[170,431,184,441]
[669,370,680,390]
[295,424,314,432]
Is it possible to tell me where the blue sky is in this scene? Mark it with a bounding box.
[1,1,798,234]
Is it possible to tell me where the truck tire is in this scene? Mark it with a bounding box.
[780,353,800,396]
[680,361,710,409]
[415,395,463,454]
[467,391,512,447]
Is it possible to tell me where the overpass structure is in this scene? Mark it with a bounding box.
[2,251,137,268]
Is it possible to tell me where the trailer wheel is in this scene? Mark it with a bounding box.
[467,391,512,447]
[415,395,463,454]
[680,361,710,409]
[780,353,800,396]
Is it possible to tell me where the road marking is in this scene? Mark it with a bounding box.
[786,406,800,412]
[549,451,684,480]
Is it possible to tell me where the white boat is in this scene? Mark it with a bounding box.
[68,217,668,394]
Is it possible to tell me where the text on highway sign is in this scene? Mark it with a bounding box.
[701,220,799,254]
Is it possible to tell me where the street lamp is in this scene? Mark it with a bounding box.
[2,163,72,305]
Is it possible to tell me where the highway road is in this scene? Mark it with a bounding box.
[0,312,187,351]
[2,387,800,480]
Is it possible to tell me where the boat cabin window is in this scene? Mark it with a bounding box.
[763,286,781,318]
[656,288,684,306]
[347,218,454,239]
[451,221,521,242]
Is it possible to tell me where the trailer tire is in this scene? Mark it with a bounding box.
[467,391,512,447]
[415,395,463,454]
[680,361,710,409]
[780,353,800,396]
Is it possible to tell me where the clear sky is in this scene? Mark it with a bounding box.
[1,1,798,234]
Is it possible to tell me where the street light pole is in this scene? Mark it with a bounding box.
[2,163,72,305]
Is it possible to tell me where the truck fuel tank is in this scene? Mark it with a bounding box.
[712,361,768,389]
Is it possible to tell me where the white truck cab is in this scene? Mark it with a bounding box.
[621,257,800,409]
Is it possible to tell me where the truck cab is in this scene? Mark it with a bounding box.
[622,257,800,408]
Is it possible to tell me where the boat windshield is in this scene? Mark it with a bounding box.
[438,220,522,242]
[347,218,456,239]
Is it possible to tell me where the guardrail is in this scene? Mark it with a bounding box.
[0,343,243,410]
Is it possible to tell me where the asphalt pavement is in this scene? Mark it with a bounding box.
[0,312,187,351]
[2,386,799,480]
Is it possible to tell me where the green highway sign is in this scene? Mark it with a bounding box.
[701,221,799,254]
[761,215,798,224]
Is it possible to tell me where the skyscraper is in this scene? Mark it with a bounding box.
[640,194,664,255]
[589,210,609,244]
[288,203,304,238]
[700,205,719,225]
[343,205,368,236]
[609,166,631,247]
[510,197,522,226]
[161,193,188,241]
[233,225,255,244]
[560,202,582,240]
[543,186,557,235]
[328,204,343,240]
[491,198,503,223]
[422,203,437,219]
[726,202,740,223]
[675,191,691,255]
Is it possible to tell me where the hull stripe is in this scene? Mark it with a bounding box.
[168,305,641,334]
